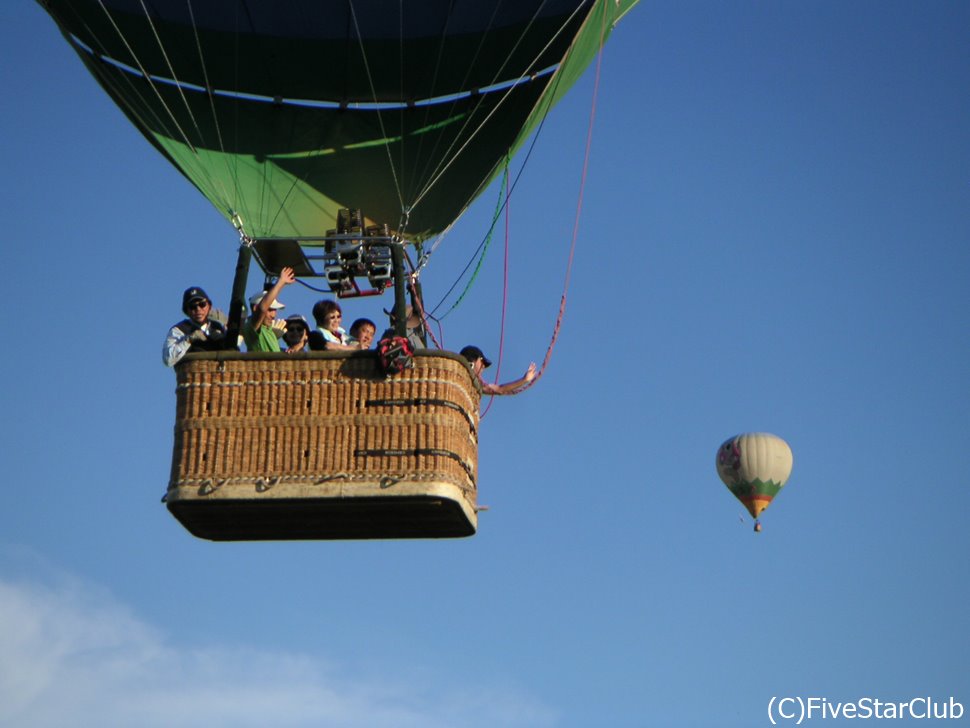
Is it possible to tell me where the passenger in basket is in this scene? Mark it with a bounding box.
[347,318,377,350]
[162,286,232,367]
[309,299,359,350]
[282,314,311,353]
[460,345,537,395]
[243,266,296,352]
[380,304,427,349]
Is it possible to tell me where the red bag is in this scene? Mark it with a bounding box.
[377,336,414,375]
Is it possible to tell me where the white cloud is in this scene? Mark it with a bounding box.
[0,563,555,728]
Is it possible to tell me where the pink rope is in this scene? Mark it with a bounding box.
[510,11,607,395]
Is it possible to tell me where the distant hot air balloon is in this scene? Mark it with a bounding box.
[716,433,793,532]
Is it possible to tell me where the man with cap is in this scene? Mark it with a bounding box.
[162,286,231,367]
[243,266,296,352]
[460,345,537,395]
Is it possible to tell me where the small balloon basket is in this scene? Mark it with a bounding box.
[164,350,480,541]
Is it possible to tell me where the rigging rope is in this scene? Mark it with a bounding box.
[508,7,609,395]
[341,0,585,241]
[409,2,589,216]
[427,32,576,319]
[431,159,509,320]
[184,1,225,159]
[85,1,221,196]
[80,1,252,237]
[347,0,406,219]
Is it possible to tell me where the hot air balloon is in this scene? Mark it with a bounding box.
[716,433,793,532]
[38,0,638,540]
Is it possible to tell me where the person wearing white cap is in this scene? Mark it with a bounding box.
[243,266,296,352]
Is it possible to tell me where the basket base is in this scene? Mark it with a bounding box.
[167,494,477,541]
[167,352,480,541]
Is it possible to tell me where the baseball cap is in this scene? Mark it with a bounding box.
[249,291,285,310]
[460,345,492,368]
[284,314,309,330]
[182,286,210,313]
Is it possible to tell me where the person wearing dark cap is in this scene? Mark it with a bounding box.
[460,345,537,395]
[243,266,296,352]
[162,286,231,367]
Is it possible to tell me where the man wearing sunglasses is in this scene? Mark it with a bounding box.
[162,286,231,367]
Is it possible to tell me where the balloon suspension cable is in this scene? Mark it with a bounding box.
[429,102,554,319]
[408,1,590,218]
[431,158,510,321]
[347,1,405,215]
[428,23,580,321]
[84,0,229,206]
[507,13,609,396]
[415,218,456,277]
[377,1,587,253]
[481,169,512,417]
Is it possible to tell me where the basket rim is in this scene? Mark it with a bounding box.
[177,348,480,389]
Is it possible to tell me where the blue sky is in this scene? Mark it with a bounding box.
[3,2,969,726]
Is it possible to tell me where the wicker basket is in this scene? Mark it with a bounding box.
[165,350,480,540]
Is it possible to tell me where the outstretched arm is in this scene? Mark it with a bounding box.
[481,362,537,395]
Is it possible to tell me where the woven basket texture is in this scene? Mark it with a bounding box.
[170,352,479,496]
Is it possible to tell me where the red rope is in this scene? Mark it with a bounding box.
[511,11,607,395]
[417,10,608,400]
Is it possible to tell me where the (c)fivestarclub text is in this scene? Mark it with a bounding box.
[768,696,964,723]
